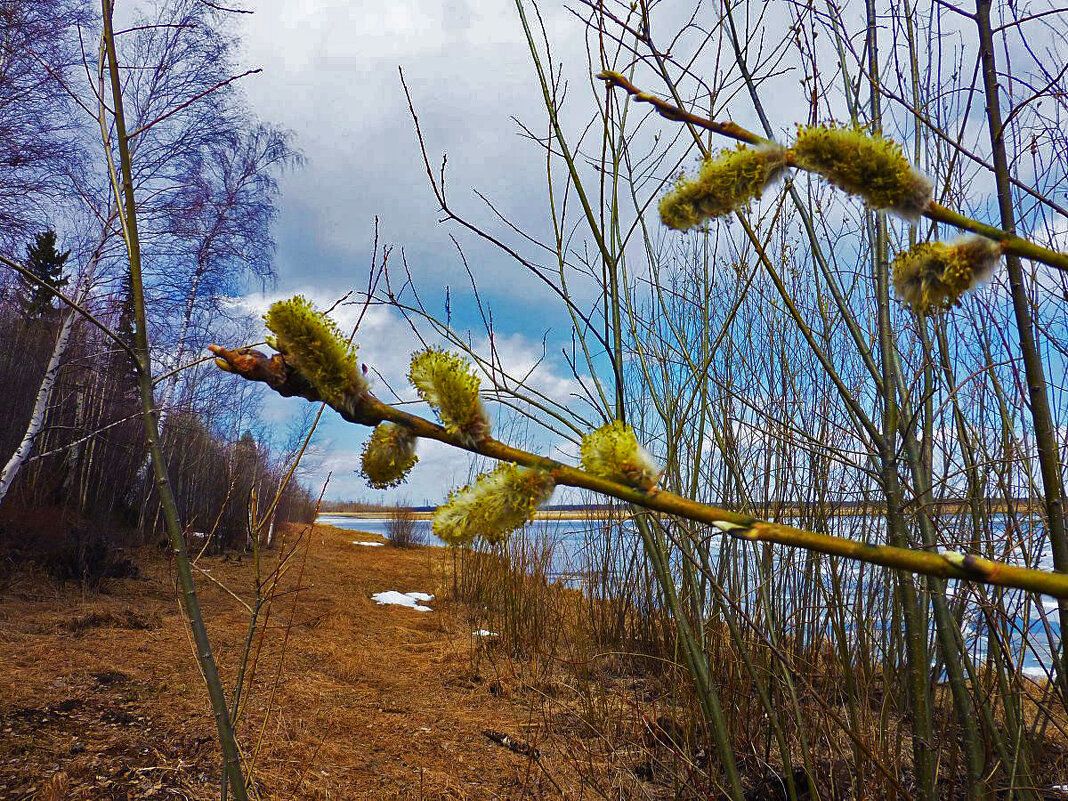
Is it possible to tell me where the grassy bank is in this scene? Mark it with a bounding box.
[0,524,576,798]
[449,511,1068,799]
[4,521,1066,798]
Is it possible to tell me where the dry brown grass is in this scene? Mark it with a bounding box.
[7,522,1065,799]
[0,523,577,799]
[448,534,1068,800]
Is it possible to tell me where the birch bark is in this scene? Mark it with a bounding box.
[0,302,81,503]
[0,230,108,504]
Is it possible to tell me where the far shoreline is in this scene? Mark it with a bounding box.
[318,496,1044,522]
[318,510,609,521]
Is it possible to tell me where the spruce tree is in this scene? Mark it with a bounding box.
[19,230,70,319]
[109,272,140,390]
[115,272,137,355]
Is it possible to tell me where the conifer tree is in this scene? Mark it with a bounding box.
[18,230,70,318]
[109,272,139,387]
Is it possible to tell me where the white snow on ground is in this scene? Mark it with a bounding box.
[473,630,499,637]
[1021,665,1053,680]
[351,540,384,547]
[371,590,435,611]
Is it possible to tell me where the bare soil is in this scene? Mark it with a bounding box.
[0,524,565,800]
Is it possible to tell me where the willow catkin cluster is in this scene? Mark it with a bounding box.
[263,296,367,405]
[360,422,418,489]
[580,420,660,490]
[892,235,1002,314]
[433,464,555,546]
[790,125,932,221]
[659,142,789,231]
[408,348,490,446]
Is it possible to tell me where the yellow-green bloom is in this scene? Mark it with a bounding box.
[360,423,418,489]
[790,125,932,220]
[408,348,490,446]
[263,296,366,405]
[892,235,1001,314]
[580,420,660,490]
[659,142,788,231]
[433,464,555,546]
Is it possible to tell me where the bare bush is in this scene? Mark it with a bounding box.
[385,505,423,548]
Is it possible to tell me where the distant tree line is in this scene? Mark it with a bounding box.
[0,0,314,571]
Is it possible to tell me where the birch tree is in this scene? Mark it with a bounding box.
[0,220,113,505]
[128,123,299,492]
[0,0,86,253]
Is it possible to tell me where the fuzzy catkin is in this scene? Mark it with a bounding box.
[659,142,788,231]
[263,296,367,405]
[892,235,1002,314]
[790,125,932,221]
[360,423,418,489]
[580,420,660,490]
[408,348,490,446]
[433,464,555,546]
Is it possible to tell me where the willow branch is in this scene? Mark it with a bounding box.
[596,70,1068,274]
[210,344,1068,600]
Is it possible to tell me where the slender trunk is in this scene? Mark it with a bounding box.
[128,264,202,495]
[974,0,1068,705]
[891,324,994,796]
[60,375,87,498]
[862,7,937,794]
[100,5,248,798]
[635,513,745,800]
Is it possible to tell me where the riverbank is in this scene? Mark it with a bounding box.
[5,522,1064,799]
[0,523,582,798]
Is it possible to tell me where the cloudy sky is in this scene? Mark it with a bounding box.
[231,0,609,503]
[221,2,1068,506]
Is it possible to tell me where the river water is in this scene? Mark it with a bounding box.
[318,513,1062,679]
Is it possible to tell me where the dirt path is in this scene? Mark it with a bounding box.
[0,524,562,800]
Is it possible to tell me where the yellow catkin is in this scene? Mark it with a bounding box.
[263,296,366,405]
[408,348,490,446]
[790,125,932,220]
[580,420,660,490]
[659,142,788,231]
[360,423,418,489]
[433,464,555,546]
[892,235,1002,314]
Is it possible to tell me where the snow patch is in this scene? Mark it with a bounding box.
[371,590,435,612]
[1021,665,1052,680]
[351,540,384,547]
[473,629,499,637]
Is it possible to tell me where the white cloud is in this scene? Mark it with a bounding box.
[232,0,587,301]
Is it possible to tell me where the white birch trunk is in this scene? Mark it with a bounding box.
[128,264,202,494]
[0,221,110,506]
[0,305,80,503]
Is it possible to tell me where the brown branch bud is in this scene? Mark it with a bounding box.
[208,345,318,400]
